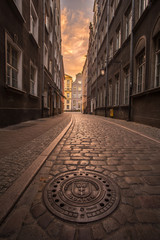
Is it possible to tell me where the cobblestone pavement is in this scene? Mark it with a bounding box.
[0,113,160,240]
[0,113,71,196]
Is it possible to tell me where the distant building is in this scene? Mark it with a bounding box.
[82,58,88,114]
[72,73,82,111]
[0,0,64,127]
[64,74,72,111]
[86,0,160,127]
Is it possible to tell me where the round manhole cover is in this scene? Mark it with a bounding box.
[43,170,120,223]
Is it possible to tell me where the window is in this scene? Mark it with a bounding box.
[155,34,160,88]
[78,87,82,91]
[6,34,22,90]
[108,82,112,106]
[136,51,145,93]
[139,0,149,17]
[30,0,39,42]
[45,6,49,32]
[67,93,69,98]
[124,67,130,105]
[67,100,69,104]
[49,30,53,43]
[115,75,119,105]
[110,0,115,23]
[13,0,22,14]
[116,26,121,50]
[78,102,81,109]
[115,0,120,10]
[125,8,132,39]
[109,39,113,59]
[67,105,69,109]
[49,60,52,74]
[50,0,53,13]
[30,62,37,96]
[44,44,48,69]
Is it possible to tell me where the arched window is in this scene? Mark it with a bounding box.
[152,17,160,88]
[134,37,146,93]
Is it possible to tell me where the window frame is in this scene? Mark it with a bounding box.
[30,0,39,43]
[155,34,160,88]
[125,8,132,40]
[124,67,130,105]
[30,61,38,96]
[136,51,145,93]
[6,33,23,91]
[139,0,149,17]
[116,25,121,51]
[115,74,120,106]
[44,43,48,69]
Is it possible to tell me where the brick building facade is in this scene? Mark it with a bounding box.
[0,0,64,127]
[86,0,160,127]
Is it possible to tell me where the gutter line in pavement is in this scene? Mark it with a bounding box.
[0,118,73,224]
[103,119,160,144]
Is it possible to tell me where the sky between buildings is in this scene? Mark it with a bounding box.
[61,0,94,80]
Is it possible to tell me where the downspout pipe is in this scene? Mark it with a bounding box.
[105,0,109,117]
[128,0,135,121]
[41,0,45,117]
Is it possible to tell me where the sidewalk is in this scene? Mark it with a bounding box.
[0,113,71,196]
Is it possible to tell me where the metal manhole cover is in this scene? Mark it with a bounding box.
[43,170,120,223]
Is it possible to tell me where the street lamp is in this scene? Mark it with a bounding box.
[100,68,105,76]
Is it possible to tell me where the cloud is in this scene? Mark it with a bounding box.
[61,8,90,79]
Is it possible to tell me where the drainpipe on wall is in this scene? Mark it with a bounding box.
[41,0,45,117]
[105,0,109,117]
[95,0,99,115]
[128,0,135,121]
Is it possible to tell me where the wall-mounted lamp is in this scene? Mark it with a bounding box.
[100,69,105,76]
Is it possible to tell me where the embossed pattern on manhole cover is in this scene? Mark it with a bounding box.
[43,170,120,223]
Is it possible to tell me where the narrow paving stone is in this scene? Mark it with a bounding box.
[78,228,92,240]
[60,225,76,240]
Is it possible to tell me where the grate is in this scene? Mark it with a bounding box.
[43,170,120,223]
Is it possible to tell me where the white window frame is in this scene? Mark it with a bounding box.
[115,75,120,106]
[44,43,48,69]
[110,0,115,23]
[30,0,39,43]
[49,60,52,74]
[109,39,113,59]
[116,26,121,50]
[30,61,38,96]
[6,33,23,91]
[136,51,145,93]
[139,0,149,17]
[45,5,49,32]
[124,68,130,105]
[125,8,132,39]
[155,35,160,88]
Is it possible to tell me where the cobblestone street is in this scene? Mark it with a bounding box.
[0,113,160,240]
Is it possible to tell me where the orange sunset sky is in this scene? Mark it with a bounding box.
[61,0,94,80]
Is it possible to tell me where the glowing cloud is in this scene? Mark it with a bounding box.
[61,7,91,80]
